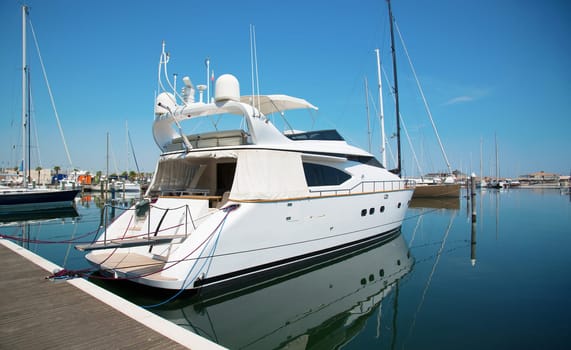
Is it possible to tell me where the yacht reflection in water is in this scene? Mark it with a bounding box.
[154,231,413,349]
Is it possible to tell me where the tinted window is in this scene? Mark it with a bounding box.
[286,129,344,141]
[303,163,351,186]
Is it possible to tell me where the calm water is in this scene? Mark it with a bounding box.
[1,189,570,349]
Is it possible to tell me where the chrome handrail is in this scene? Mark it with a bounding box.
[308,179,415,197]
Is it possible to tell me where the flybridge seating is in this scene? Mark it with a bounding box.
[167,129,249,152]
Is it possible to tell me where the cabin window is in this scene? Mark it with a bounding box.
[369,208,375,215]
[380,205,385,213]
[303,163,351,186]
[361,209,367,217]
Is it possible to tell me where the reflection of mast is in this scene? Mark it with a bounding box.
[407,211,455,338]
[471,219,477,266]
[470,174,477,266]
[390,281,399,350]
[495,190,499,240]
[408,212,424,246]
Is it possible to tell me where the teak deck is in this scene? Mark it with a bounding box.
[0,239,224,349]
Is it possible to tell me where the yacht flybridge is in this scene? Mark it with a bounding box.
[80,43,415,293]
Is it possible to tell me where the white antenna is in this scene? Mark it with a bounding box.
[173,73,177,102]
[375,48,386,167]
[205,58,210,103]
[197,85,206,103]
[250,25,255,107]
[249,24,261,113]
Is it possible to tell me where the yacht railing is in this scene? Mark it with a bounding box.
[309,179,415,197]
[89,201,198,251]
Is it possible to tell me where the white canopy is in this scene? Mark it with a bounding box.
[240,95,318,115]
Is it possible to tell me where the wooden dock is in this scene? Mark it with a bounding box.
[0,239,225,349]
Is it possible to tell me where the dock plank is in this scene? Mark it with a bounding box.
[0,240,224,349]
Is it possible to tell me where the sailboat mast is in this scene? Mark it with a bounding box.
[387,0,402,176]
[364,77,371,153]
[375,48,387,167]
[22,5,28,187]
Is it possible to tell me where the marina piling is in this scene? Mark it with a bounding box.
[470,173,477,222]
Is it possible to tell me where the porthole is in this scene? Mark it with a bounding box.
[369,208,375,215]
[360,278,367,285]
[397,202,402,208]
[369,274,374,282]
[361,209,367,216]
[379,268,385,277]
[380,205,385,213]
[397,259,401,266]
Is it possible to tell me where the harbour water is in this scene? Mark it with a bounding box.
[1,189,570,349]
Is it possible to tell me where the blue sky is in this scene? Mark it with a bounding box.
[1,0,569,177]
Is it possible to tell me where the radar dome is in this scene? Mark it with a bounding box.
[215,74,240,102]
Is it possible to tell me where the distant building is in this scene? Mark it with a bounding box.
[520,171,560,184]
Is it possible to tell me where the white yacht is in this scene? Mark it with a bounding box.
[79,44,415,292]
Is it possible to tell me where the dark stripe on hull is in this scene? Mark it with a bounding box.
[193,226,402,297]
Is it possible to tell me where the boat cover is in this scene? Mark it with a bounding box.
[230,150,309,200]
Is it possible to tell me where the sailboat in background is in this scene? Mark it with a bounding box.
[0,5,79,214]
[379,2,459,199]
[487,134,505,189]
[111,121,141,193]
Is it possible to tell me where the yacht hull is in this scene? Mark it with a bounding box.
[85,188,413,292]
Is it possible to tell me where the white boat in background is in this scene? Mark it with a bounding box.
[111,180,141,193]
[79,40,414,292]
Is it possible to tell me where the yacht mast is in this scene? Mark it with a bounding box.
[387,0,402,176]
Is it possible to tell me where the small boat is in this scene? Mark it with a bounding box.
[412,183,461,198]
[0,186,79,214]
[78,41,415,293]
[111,180,141,193]
[409,173,460,198]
